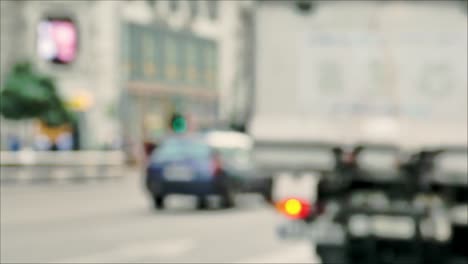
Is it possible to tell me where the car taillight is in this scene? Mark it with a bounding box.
[212,156,222,176]
[275,198,311,219]
[276,198,325,220]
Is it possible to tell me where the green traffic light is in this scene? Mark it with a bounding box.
[172,116,187,133]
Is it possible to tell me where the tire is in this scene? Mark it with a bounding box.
[262,178,274,204]
[449,257,468,264]
[152,194,164,209]
[196,196,208,210]
[317,245,347,264]
[216,173,236,209]
[220,186,236,208]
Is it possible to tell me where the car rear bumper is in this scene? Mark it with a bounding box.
[277,218,345,245]
[147,178,221,196]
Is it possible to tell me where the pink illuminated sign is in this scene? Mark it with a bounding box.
[37,18,78,64]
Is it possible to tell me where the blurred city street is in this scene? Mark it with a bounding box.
[1,0,466,263]
[1,170,318,264]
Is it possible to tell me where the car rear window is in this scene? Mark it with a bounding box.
[216,147,251,166]
[152,138,211,162]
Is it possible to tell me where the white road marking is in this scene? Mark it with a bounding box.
[85,167,97,178]
[51,238,195,263]
[235,242,319,263]
[17,170,32,183]
[52,168,71,183]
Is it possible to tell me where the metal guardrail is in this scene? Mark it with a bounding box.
[0,150,134,185]
[0,150,125,166]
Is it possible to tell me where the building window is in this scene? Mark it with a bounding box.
[165,37,178,81]
[207,0,218,20]
[169,0,179,12]
[37,17,78,65]
[142,34,157,79]
[188,0,198,18]
[206,44,217,89]
[186,43,198,83]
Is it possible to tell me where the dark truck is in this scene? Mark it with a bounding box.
[430,147,468,262]
[275,145,467,264]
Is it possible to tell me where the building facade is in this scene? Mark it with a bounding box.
[0,0,254,151]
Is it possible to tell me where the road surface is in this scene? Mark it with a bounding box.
[1,171,319,263]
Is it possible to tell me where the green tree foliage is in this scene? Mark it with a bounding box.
[0,62,75,127]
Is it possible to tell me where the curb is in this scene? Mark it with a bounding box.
[0,166,138,185]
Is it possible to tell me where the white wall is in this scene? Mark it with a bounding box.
[87,1,121,147]
[251,1,467,147]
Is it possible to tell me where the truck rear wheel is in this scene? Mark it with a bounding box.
[317,245,347,264]
[220,187,236,208]
[196,196,208,210]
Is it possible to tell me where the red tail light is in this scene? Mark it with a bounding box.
[275,198,311,219]
[276,198,325,220]
[212,155,222,176]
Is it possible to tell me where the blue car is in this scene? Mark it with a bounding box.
[145,135,236,210]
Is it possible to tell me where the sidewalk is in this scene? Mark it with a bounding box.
[0,150,140,184]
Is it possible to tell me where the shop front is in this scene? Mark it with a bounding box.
[120,21,219,162]
[127,82,218,145]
